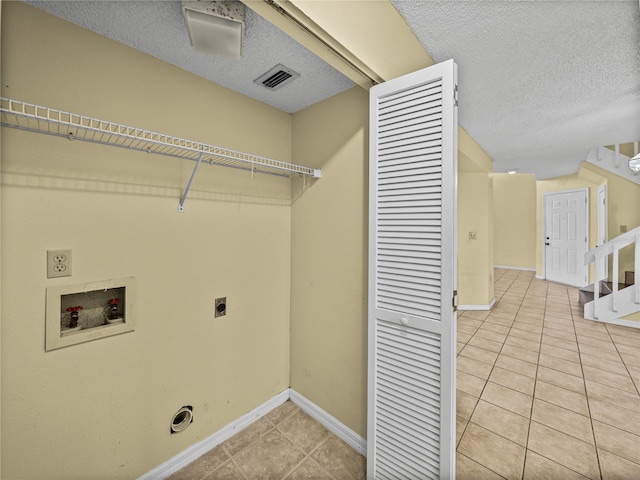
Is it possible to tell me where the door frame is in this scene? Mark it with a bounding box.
[542,187,589,286]
[597,184,607,282]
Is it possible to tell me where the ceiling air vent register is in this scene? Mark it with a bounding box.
[254,64,301,91]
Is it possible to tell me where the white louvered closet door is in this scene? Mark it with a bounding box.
[368,60,458,480]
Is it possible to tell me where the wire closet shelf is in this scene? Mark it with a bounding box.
[0,97,321,210]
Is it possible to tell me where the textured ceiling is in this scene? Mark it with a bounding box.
[24,0,354,114]
[24,1,640,179]
[393,0,640,179]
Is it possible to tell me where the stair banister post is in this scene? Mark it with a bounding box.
[633,233,640,304]
[612,244,619,312]
[594,254,601,319]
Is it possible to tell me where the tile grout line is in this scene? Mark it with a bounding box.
[602,322,640,397]
[570,285,604,480]
[520,273,546,480]
[458,269,521,419]
[454,269,517,449]
[274,421,312,480]
[475,271,530,479]
[275,422,338,480]
[460,270,536,480]
[221,405,298,480]
[455,269,518,473]
[524,299,598,480]
[226,416,279,480]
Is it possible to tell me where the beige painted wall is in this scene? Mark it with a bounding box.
[290,86,369,437]
[493,174,537,270]
[1,3,292,479]
[457,131,495,308]
[288,83,498,437]
[605,142,637,158]
[458,173,495,306]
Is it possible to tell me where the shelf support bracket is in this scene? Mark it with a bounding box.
[178,151,205,213]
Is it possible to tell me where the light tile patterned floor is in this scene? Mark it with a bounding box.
[457,268,640,480]
[167,401,366,480]
[170,268,639,479]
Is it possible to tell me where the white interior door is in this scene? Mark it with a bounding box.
[597,185,607,282]
[544,189,589,287]
[368,60,457,479]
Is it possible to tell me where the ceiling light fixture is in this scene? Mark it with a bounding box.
[507,169,518,175]
[630,153,640,173]
[182,1,245,60]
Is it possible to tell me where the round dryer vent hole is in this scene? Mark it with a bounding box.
[170,405,193,434]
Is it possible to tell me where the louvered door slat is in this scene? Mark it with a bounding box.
[376,425,438,460]
[378,275,441,291]
[375,382,440,419]
[379,175,442,187]
[378,269,440,283]
[378,281,441,299]
[378,247,441,258]
[379,165,442,180]
[369,60,457,479]
[380,120,442,138]
[379,79,443,103]
[378,236,441,246]
[378,178,442,190]
[378,98,443,124]
[379,130,442,149]
[377,413,440,453]
[378,453,425,480]
[378,145,442,161]
[378,110,443,130]
[379,127,442,147]
[380,220,438,227]
[377,197,441,208]
[378,256,441,269]
[377,354,441,383]
[378,81,443,108]
[378,155,442,170]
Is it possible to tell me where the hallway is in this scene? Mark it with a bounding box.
[456,268,640,479]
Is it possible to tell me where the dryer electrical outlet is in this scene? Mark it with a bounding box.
[47,249,72,278]
[215,297,227,317]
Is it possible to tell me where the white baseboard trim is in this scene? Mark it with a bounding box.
[138,389,290,480]
[535,274,545,280]
[458,298,496,311]
[494,265,536,272]
[289,389,367,457]
[138,388,367,479]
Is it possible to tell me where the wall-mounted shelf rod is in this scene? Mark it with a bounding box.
[0,97,322,211]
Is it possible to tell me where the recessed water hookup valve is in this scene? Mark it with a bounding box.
[109,298,121,320]
[66,306,83,328]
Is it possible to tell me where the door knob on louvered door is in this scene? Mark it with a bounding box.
[399,317,409,326]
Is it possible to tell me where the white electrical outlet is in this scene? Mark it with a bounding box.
[47,249,72,278]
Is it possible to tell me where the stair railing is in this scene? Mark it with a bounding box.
[584,226,640,319]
